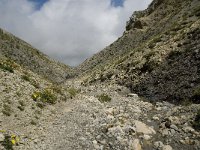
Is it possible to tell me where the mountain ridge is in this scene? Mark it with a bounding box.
[0,28,72,84]
[76,0,200,104]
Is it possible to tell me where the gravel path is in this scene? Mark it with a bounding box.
[17,82,200,150]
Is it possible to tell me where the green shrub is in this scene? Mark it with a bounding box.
[30,80,40,88]
[21,75,31,82]
[32,92,40,101]
[32,89,57,105]
[36,102,45,109]
[97,94,112,103]
[2,135,13,150]
[148,36,162,49]
[21,74,40,88]
[68,87,79,98]
[40,89,56,104]
[2,104,12,116]
[0,62,14,73]
[193,109,200,130]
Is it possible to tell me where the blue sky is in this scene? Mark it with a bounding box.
[30,0,124,10]
[111,0,124,7]
[29,0,49,9]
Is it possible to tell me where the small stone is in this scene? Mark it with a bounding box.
[170,129,176,135]
[143,134,151,140]
[93,140,100,149]
[107,115,114,120]
[165,121,171,128]
[34,139,39,144]
[180,140,186,144]
[105,108,114,115]
[153,116,160,121]
[79,137,86,141]
[162,145,173,150]
[108,125,124,136]
[170,124,178,131]
[123,125,136,135]
[154,141,164,149]
[182,126,195,133]
[130,139,142,150]
[167,116,181,125]
[0,133,5,142]
[162,129,171,136]
[96,135,101,140]
[127,93,139,99]
[155,107,162,111]
[184,137,195,145]
[134,120,156,135]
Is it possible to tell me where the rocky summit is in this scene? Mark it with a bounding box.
[0,0,200,150]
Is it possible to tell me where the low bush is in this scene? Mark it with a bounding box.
[0,62,14,73]
[2,135,13,150]
[32,89,57,105]
[2,104,12,116]
[21,75,31,82]
[97,94,112,103]
[67,87,79,98]
[40,89,56,104]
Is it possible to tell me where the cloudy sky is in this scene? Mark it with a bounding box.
[0,0,152,66]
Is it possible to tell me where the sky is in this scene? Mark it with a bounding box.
[0,0,152,66]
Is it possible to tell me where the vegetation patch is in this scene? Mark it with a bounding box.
[21,75,31,82]
[21,74,40,88]
[148,35,162,49]
[67,87,79,98]
[2,104,12,116]
[2,135,13,150]
[2,134,19,150]
[97,94,112,103]
[0,62,14,73]
[32,89,57,105]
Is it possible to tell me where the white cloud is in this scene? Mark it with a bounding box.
[0,0,152,66]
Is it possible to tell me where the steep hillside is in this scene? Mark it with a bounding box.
[77,0,200,104]
[0,29,72,83]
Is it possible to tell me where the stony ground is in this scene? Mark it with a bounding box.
[3,80,198,150]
